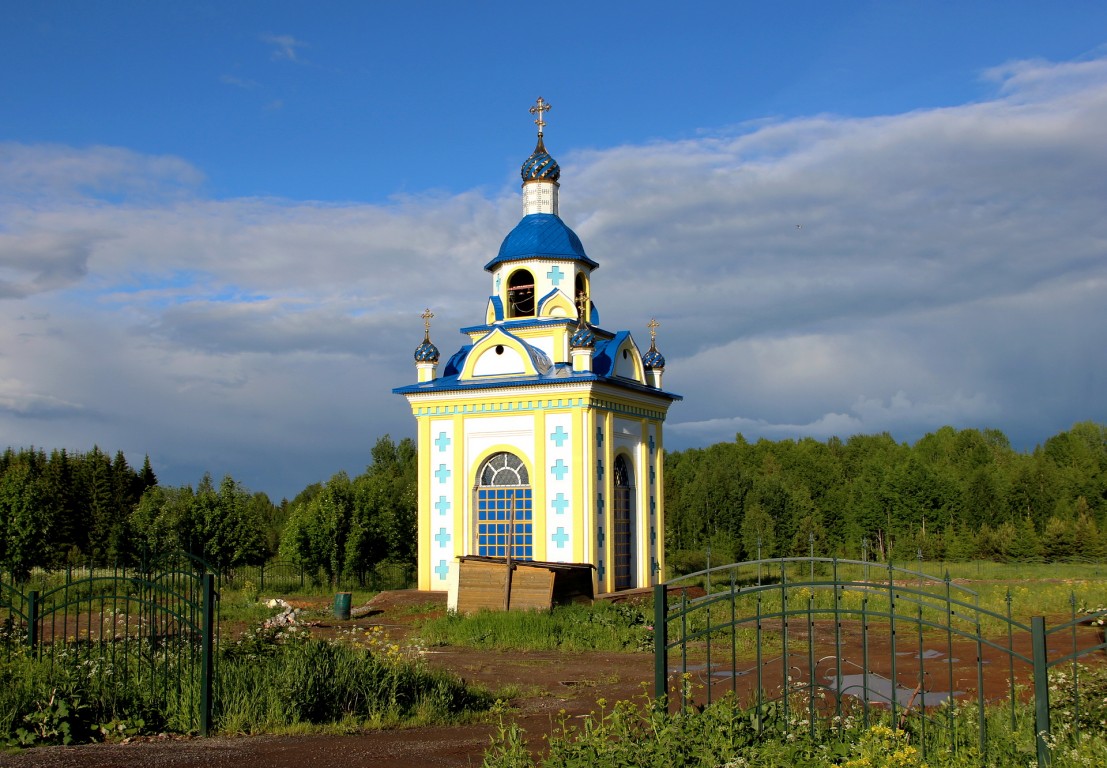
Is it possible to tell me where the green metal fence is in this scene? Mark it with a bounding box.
[654,556,1107,767]
[1,552,218,735]
[219,560,414,593]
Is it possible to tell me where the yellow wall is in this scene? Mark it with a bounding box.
[406,384,671,592]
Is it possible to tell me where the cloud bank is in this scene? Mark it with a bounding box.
[1,55,1104,497]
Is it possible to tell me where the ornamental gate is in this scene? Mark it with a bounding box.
[654,556,1107,767]
[1,552,217,735]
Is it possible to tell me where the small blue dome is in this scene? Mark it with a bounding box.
[570,325,596,349]
[642,344,666,370]
[414,338,440,363]
[521,137,560,183]
[485,213,599,271]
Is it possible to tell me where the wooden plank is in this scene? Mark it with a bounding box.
[508,567,555,611]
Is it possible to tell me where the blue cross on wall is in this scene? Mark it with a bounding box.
[547,265,565,286]
[596,427,603,447]
[598,560,605,580]
[435,464,451,483]
[649,435,655,454]
[549,426,568,447]
[552,527,569,549]
[597,459,604,480]
[551,493,569,515]
[598,527,605,547]
[598,494,604,514]
[435,527,451,547]
[435,432,451,452]
[436,496,451,516]
[550,459,569,480]
[435,560,449,580]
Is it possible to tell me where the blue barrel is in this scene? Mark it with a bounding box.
[334,592,352,620]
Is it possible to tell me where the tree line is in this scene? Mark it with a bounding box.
[3,424,1106,581]
[665,421,1107,571]
[0,436,416,582]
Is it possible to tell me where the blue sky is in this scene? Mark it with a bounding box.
[2,2,1106,499]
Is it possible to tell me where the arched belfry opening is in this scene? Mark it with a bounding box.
[507,269,535,317]
[474,452,533,560]
[613,454,635,590]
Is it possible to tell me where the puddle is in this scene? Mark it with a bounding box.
[827,671,962,708]
[671,663,757,678]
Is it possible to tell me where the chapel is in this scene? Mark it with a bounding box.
[394,98,680,593]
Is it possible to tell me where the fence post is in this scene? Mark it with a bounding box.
[1031,616,1050,767]
[27,590,40,652]
[200,573,216,737]
[654,582,668,701]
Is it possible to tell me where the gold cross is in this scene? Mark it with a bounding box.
[647,318,660,343]
[421,308,434,336]
[530,97,551,136]
[575,292,589,323]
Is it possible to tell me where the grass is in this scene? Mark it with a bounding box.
[215,627,495,734]
[668,559,1107,639]
[416,600,654,652]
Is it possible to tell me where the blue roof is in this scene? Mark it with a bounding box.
[484,214,599,272]
[393,332,681,402]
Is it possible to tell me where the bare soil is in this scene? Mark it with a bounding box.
[3,589,1103,768]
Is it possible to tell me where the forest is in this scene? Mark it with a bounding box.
[1,422,1105,581]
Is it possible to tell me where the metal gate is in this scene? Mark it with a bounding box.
[654,556,1107,767]
[1,552,217,736]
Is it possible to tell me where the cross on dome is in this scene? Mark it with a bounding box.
[530,97,551,137]
[414,307,440,364]
[643,318,665,371]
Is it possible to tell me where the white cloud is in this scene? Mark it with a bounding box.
[261,33,307,62]
[1,54,1105,496]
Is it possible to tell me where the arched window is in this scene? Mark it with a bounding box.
[474,452,533,560]
[507,269,535,318]
[613,455,635,590]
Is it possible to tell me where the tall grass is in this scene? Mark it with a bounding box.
[0,640,201,745]
[483,664,1107,767]
[215,626,495,734]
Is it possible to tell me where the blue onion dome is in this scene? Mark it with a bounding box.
[521,136,561,183]
[642,340,666,370]
[570,323,596,349]
[414,332,440,363]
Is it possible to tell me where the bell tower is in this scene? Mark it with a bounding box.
[395,99,681,593]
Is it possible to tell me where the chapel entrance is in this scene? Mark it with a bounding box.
[474,452,533,560]
[613,454,634,590]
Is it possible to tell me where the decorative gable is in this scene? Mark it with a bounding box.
[613,336,646,383]
[536,288,576,318]
[459,327,552,380]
